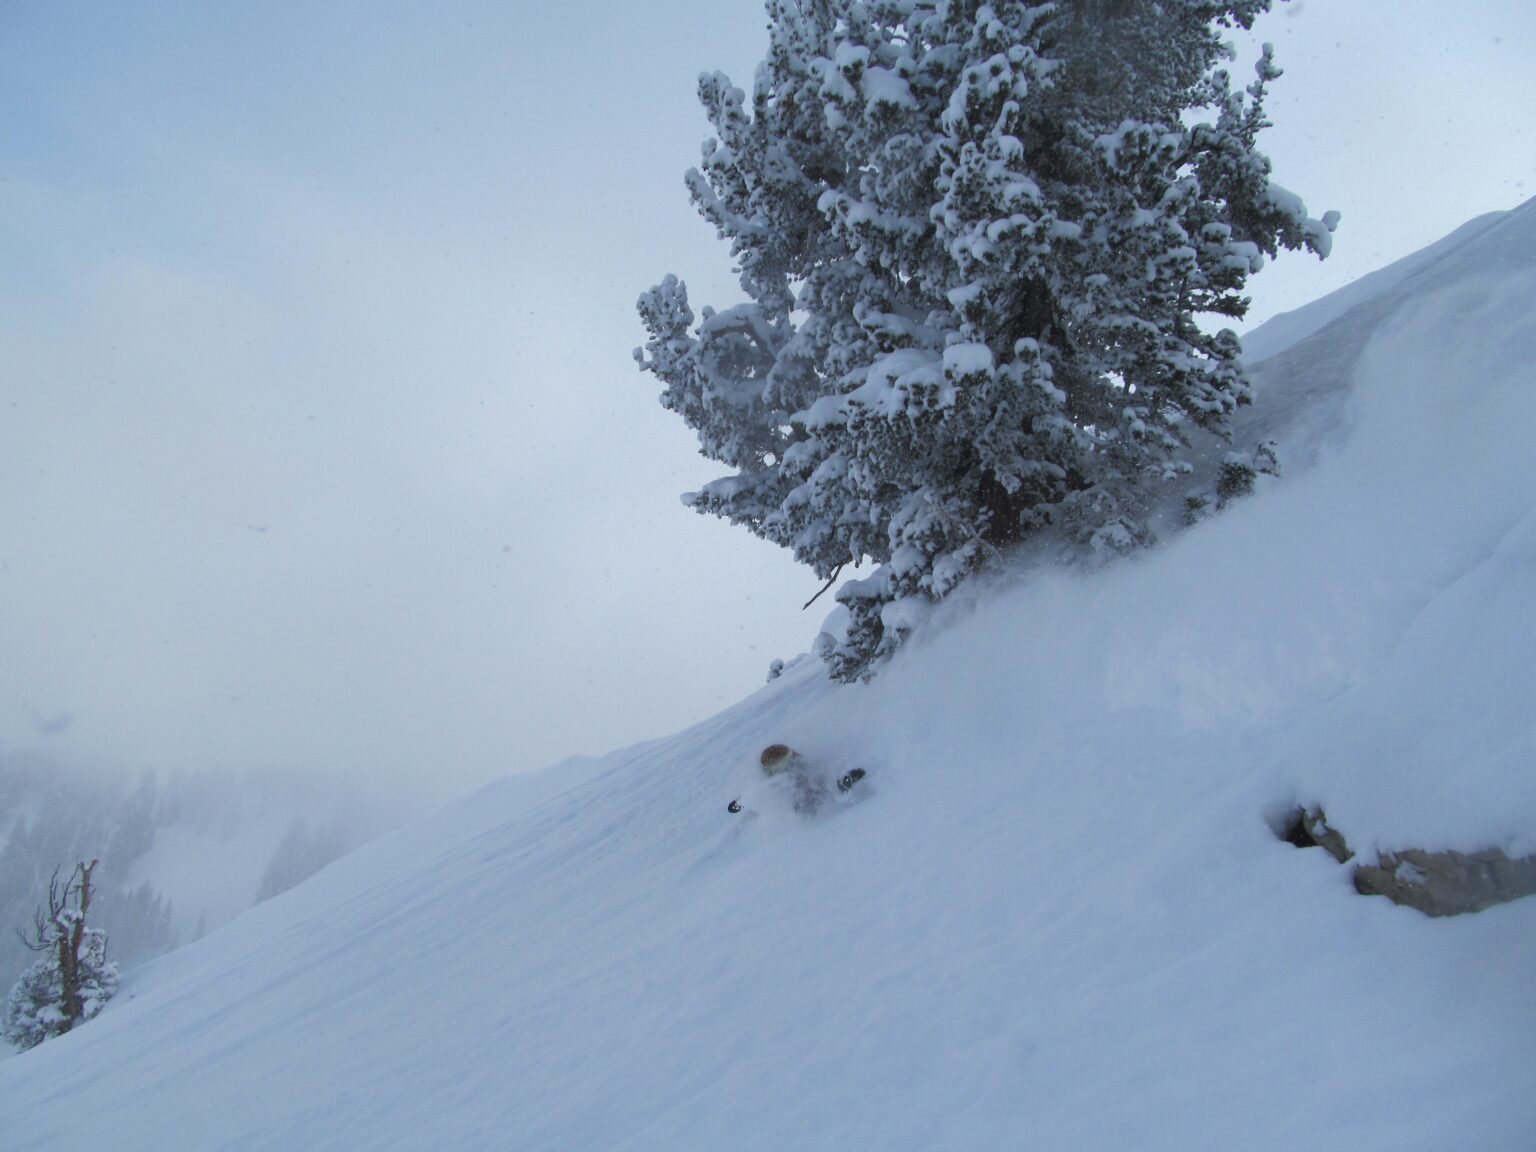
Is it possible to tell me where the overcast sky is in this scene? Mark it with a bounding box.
[3,1,1532,801]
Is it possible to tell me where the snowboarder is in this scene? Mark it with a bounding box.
[727,745,865,814]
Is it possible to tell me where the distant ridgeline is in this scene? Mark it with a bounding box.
[0,757,407,1007]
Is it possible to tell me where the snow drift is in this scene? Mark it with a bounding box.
[2,202,1533,1150]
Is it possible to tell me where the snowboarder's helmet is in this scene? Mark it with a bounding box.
[760,744,795,776]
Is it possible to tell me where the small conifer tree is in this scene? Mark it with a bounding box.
[638,0,1335,678]
[4,860,119,1051]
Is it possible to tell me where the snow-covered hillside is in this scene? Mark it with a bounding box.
[2,204,1533,1150]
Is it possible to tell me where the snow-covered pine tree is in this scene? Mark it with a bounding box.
[4,861,119,1051]
[637,0,1335,679]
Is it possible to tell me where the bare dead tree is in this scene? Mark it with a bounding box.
[17,860,99,1032]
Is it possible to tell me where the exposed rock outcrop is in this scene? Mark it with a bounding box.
[1279,806,1536,917]
[1279,806,1354,865]
[1353,848,1536,918]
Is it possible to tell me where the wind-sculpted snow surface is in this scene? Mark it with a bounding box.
[1,208,1533,1148]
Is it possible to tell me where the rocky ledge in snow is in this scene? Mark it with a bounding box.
[1354,849,1536,919]
[1282,807,1536,918]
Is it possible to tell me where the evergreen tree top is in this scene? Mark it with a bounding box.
[639,0,1334,679]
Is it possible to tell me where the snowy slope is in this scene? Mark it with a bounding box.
[1237,209,1508,365]
[2,206,1534,1150]
[1234,198,1536,468]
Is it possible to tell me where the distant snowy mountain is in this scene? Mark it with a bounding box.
[0,760,410,1009]
[1,203,1533,1150]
